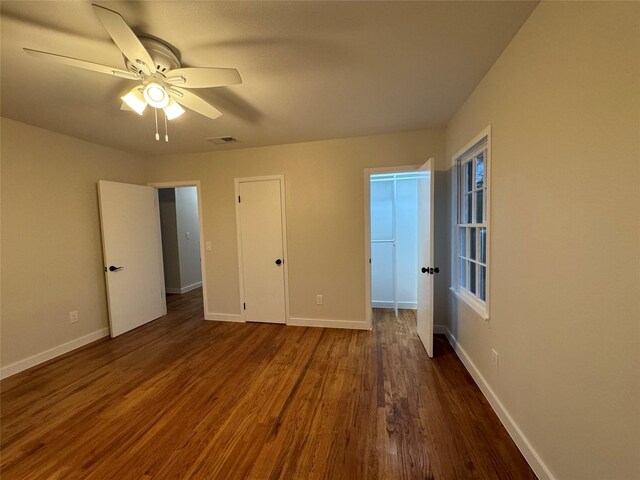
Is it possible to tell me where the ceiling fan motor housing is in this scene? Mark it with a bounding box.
[124,37,180,77]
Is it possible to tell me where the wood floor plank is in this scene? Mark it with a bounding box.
[1,289,536,479]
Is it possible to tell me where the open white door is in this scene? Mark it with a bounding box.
[98,181,167,337]
[417,158,435,357]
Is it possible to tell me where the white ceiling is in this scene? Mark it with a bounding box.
[1,1,537,154]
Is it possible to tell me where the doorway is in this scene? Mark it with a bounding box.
[370,171,420,316]
[235,175,289,324]
[364,160,435,357]
[149,181,209,315]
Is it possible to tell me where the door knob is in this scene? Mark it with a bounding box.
[421,267,428,274]
[433,267,440,274]
[275,259,283,266]
[107,265,123,272]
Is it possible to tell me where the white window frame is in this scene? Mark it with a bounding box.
[450,126,491,320]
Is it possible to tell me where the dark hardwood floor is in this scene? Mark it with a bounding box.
[1,289,535,479]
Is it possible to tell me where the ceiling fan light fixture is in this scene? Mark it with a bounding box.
[163,98,185,120]
[121,87,147,115]
[24,5,242,143]
[143,83,169,108]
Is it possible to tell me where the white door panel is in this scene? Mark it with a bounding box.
[237,178,286,324]
[98,181,166,337]
[417,159,435,357]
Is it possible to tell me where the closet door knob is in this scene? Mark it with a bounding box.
[275,259,283,266]
[421,267,428,274]
[433,267,440,274]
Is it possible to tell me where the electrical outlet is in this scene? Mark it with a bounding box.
[205,241,212,251]
[491,349,499,370]
[69,310,79,324]
[316,295,323,305]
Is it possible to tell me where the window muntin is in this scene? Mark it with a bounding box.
[456,144,488,304]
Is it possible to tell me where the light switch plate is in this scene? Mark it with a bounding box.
[491,349,499,370]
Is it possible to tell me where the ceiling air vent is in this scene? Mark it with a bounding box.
[207,136,239,145]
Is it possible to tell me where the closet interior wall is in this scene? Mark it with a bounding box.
[370,173,419,315]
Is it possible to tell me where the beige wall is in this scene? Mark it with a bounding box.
[147,129,447,324]
[159,188,181,291]
[0,118,148,367]
[175,186,202,289]
[445,2,640,479]
[0,120,446,370]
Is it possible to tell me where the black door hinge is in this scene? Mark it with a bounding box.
[243,302,246,310]
[238,195,241,203]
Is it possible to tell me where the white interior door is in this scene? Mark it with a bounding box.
[98,181,167,337]
[417,159,435,357]
[237,177,287,324]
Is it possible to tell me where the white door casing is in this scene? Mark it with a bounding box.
[417,158,435,357]
[235,176,288,324]
[97,181,167,337]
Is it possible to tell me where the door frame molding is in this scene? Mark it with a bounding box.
[234,175,290,324]
[363,164,422,329]
[147,180,210,316]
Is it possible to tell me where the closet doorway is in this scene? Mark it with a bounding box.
[234,175,289,324]
[364,160,435,357]
[370,171,420,316]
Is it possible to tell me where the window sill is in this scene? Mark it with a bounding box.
[449,287,489,321]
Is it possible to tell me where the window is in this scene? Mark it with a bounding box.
[453,128,490,319]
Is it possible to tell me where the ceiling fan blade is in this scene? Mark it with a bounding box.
[23,48,139,80]
[171,88,222,120]
[92,4,155,75]
[165,67,242,89]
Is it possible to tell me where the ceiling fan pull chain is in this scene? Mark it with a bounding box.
[164,110,169,142]
[154,108,159,141]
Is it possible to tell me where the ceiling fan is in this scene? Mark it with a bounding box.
[23,4,241,142]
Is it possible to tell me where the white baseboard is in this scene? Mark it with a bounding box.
[166,281,202,295]
[0,327,110,380]
[433,324,448,335]
[442,327,555,480]
[204,314,370,330]
[288,317,370,330]
[372,301,417,309]
[180,282,202,294]
[205,312,244,322]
